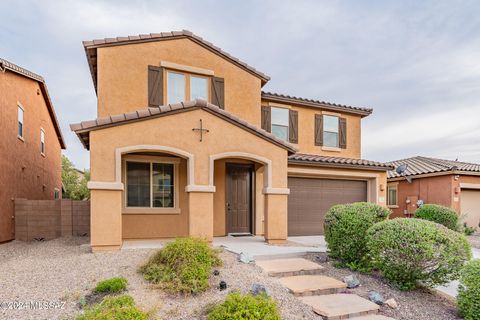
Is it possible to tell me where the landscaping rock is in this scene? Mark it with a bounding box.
[251,283,270,296]
[213,269,220,276]
[238,252,254,264]
[368,291,384,305]
[315,255,328,263]
[342,275,360,289]
[219,280,227,291]
[385,298,398,309]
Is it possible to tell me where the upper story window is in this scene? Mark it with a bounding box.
[323,115,339,147]
[387,184,398,207]
[40,128,45,155]
[18,105,24,139]
[166,71,209,104]
[271,107,289,141]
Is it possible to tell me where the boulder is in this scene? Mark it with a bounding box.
[385,298,398,309]
[368,291,384,305]
[251,283,270,296]
[342,275,360,289]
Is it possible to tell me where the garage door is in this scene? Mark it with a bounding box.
[288,177,368,236]
[461,189,480,229]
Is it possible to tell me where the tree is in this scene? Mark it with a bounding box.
[62,155,90,200]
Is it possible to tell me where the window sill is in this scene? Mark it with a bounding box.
[321,146,341,152]
[387,205,399,209]
[17,135,24,142]
[122,207,181,215]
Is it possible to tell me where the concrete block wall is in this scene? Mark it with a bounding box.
[14,199,90,241]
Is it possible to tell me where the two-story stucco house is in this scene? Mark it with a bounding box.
[71,30,392,252]
[0,58,66,242]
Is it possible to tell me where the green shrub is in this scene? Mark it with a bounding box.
[76,295,148,320]
[95,277,128,293]
[324,202,390,266]
[207,292,281,320]
[366,218,472,290]
[414,204,459,231]
[140,237,221,294]
[458,259,480,320]
[463,223,476,236]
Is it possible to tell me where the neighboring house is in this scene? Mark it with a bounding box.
[70,30,392,252]
[0,58,66,243]
[387,156,480,228]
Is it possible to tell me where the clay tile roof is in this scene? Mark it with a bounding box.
[70,99,297,153]
[261,91,373,117]
[288,153,393,171]
[0,57,66,149]
[83,30,270,92]
[387,156,480,179]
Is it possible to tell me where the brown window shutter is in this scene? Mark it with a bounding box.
[289,109,298,144]
[148,65,163,107]
[211,77,225,109]
[261,106,271,132]
[339,117,347,149]
[314,114,323,146]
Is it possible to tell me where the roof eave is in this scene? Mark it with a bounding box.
[288,159,392,171]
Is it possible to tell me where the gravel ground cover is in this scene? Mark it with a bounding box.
[305,253,461,320]
[0,237,316,320]
[467,233,480,249]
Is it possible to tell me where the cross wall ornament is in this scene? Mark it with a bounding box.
[192,119,209,142]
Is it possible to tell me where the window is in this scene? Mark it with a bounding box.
[126,161,175,208]
[387,185,398,207]
[54,188,60,200]
[323,115,339,147]
[190,76,208,100]
[167,72,186,104]
[40,128,45,155]
[271,107,289,140]
[18,105,24,138]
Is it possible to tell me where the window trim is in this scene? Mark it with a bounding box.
[323,114,339,148]
[270,106,289,141]
[17,103,24,141]
[387,184,399,208]
[165,70,210,105]
[40,128,45,156]
[122,155,181,214]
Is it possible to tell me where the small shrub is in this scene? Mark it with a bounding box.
[95,277,128,293]
[463,223,476,236]
[207,292,281,320]
[140,237,221,294]
[324,202,390,266]
[414,204,459,231]
[458,259,480,320]
[76,294,148,320]
[367,218,472,290]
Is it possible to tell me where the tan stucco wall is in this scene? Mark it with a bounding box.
[90,190,122,250]
[96,38,262,126]
[263,99,362,158]
[0,70,62,242]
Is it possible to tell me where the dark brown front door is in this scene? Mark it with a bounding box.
[226,164,252,234]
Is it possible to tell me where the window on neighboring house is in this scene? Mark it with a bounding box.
[190,75,208,100]
[40,128,45,155]
[271,107,289,141]
[126,161,175,208]
[387,185,398,207]
[167,71,186,104]
[323,115,339,147]
[18,105,24,138]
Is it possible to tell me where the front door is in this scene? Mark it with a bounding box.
[226,164,252,234]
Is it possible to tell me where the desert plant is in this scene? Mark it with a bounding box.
[95,277,128,294]
[324,202,390,266]
[414,204,459,231]
[207,292,281,320]
[140,237,221,294]
[463,223,476,236]
[457,259,480,320]
[76,294,148,320]
[367,218,472,290]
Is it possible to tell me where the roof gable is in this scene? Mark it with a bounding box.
[83,30,270,92]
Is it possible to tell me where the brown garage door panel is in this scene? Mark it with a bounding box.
[288,178,367,236]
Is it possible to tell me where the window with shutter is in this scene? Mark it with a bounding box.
[339,117,347,149]
[261,106,271,132]
[211,77,225,109]
[148,66,163,107]
[314,114,323,146]
[289,109,298,144]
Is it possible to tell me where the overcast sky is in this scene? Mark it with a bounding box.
[2,0,480,169]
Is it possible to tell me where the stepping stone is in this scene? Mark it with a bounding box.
[256,258,323,277]
[352,315,396,320]
[300,293,380,320]
[279,275,347,296]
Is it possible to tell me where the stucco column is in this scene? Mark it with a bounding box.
[264,193,288,244]
[90,189,123,252]
[188,191,214,241]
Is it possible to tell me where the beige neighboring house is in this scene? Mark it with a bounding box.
[71,30,392,252]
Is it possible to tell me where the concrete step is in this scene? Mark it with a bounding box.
[352,315,396,320]
[279,275,347,296]
[256,258,323,277]
[299,293,380,320]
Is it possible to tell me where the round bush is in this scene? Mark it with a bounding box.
[367,218,472,290]
[207,292,281,320]
[458,259,480,320]
[324,202,390,265]
[414,204,459,231]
